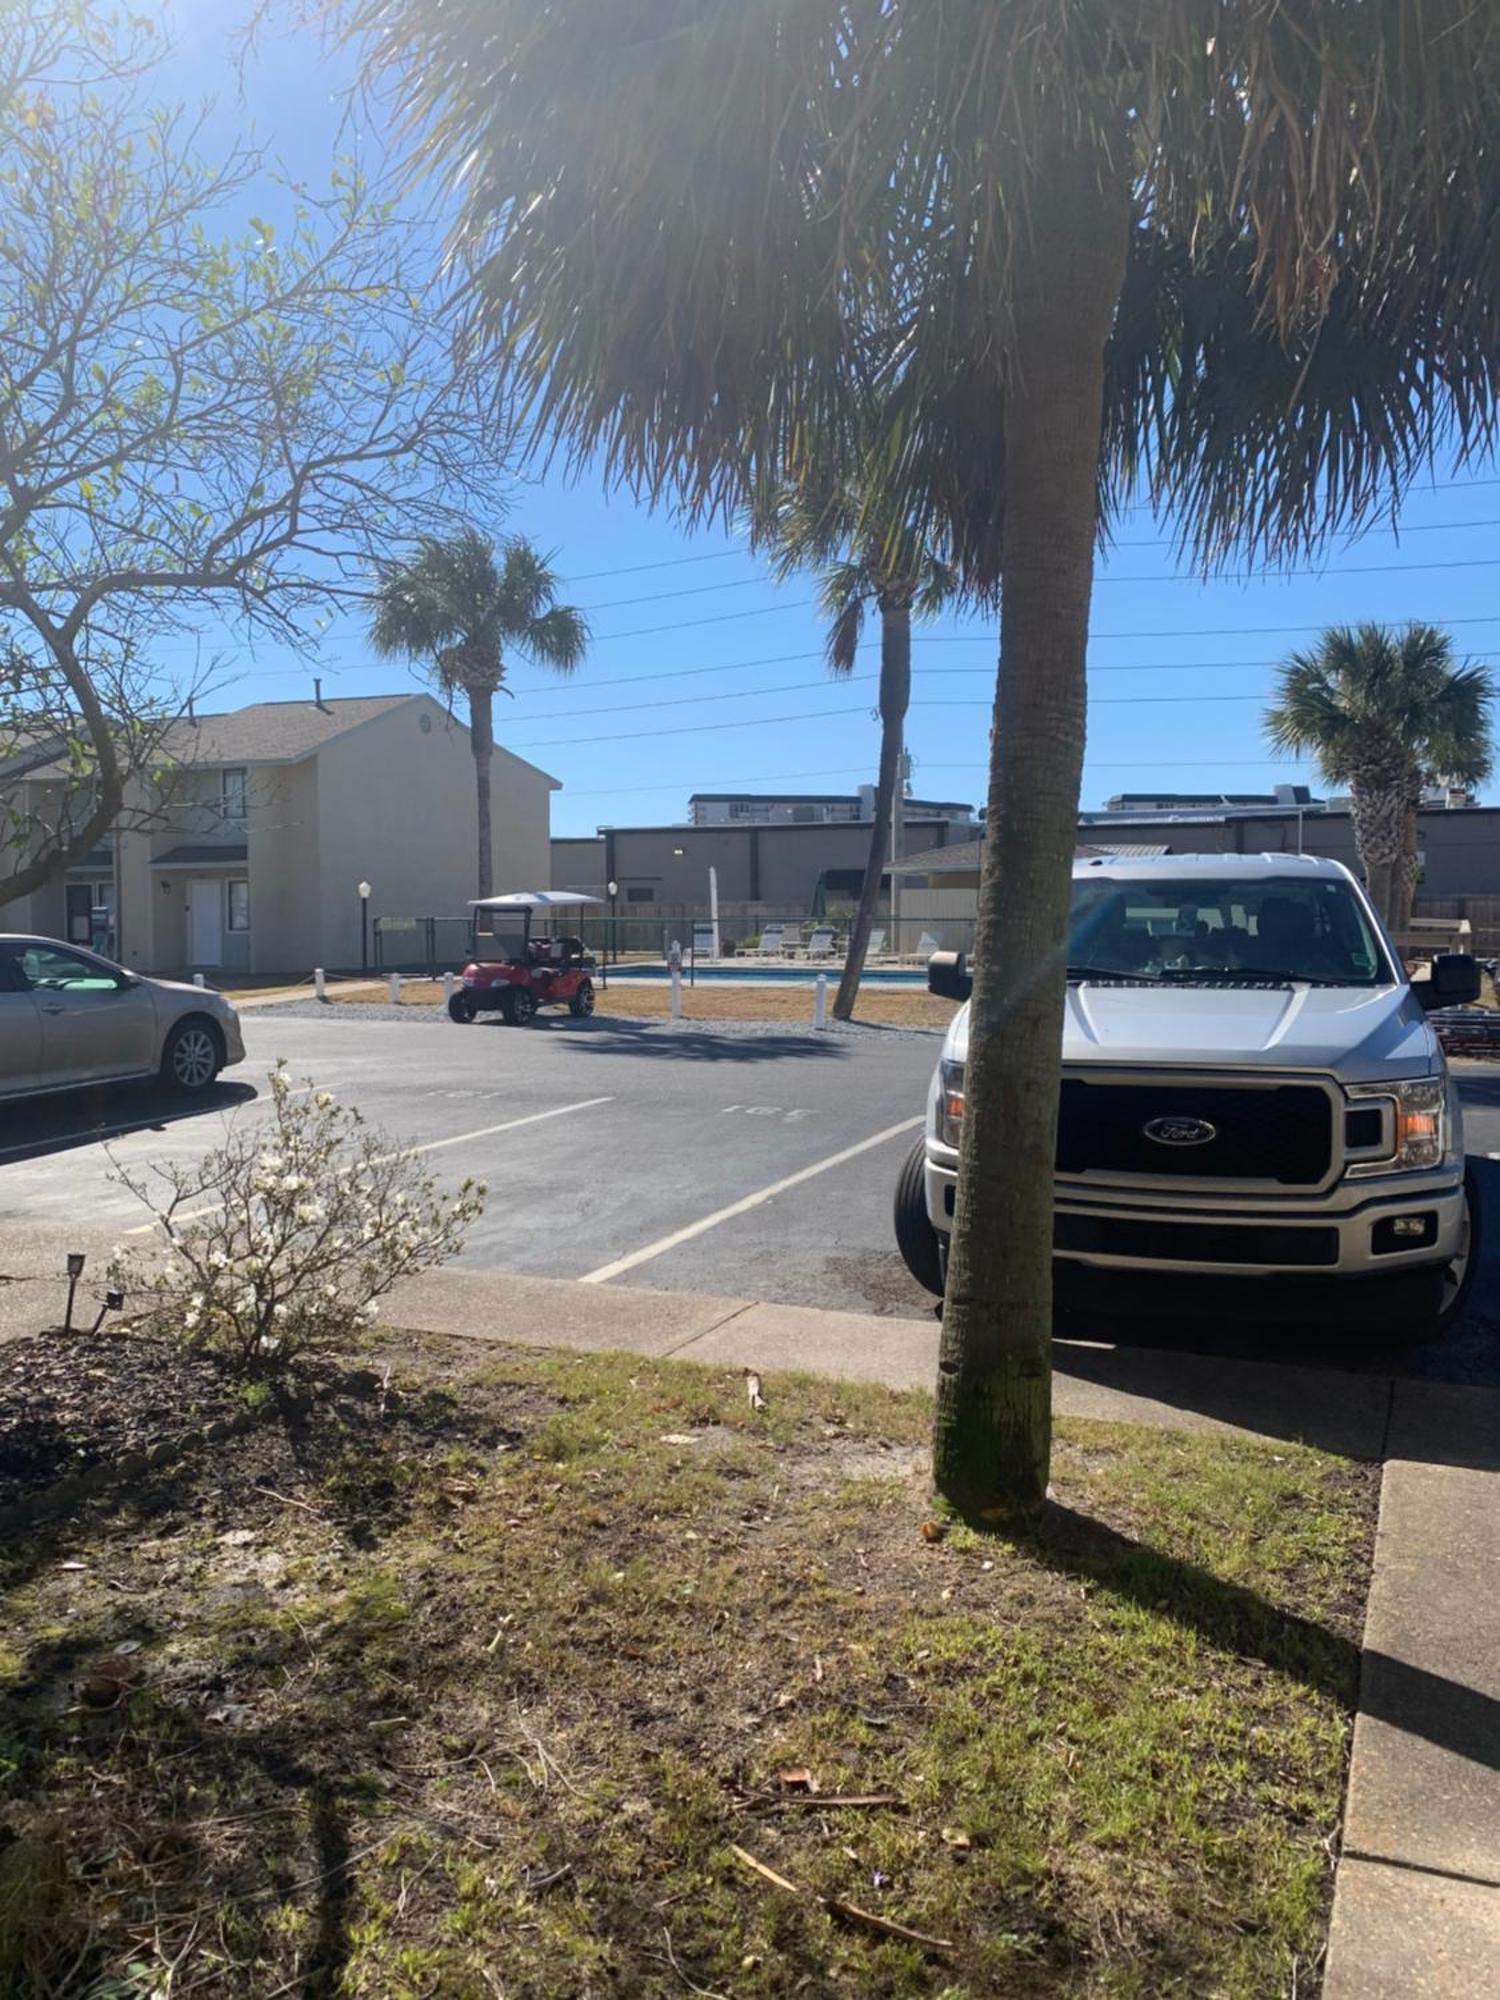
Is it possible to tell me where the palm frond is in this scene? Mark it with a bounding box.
[522,603,589,674]
[825,591,865,679]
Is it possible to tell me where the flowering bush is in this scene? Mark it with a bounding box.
[111,1064,485,1372]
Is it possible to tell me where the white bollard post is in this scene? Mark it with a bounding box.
[193,972,205,987]
[314,967,326,1002]
[814,973,828,1029]
[669,938,684,1019]
[442,970,455,1002]
[388,973,401,1004]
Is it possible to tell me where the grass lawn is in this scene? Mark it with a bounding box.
[0,1339,1374,1998]
[339,977,962,1029]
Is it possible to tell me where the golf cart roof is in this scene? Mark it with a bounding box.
[468,891,605,910]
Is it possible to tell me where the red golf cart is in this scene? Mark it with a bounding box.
[448,890,603,1026]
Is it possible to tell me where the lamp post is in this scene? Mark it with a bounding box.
[358,880,372,971]
[606,879,619,969]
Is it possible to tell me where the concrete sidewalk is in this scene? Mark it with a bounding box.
[3,1227,1496,1992]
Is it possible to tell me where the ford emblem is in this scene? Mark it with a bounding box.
[1143,1115,1217,1147]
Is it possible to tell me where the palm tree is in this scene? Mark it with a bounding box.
[1266,626,1493,931]
[753,484,956,1020]
[370,531,587,897]
[359,2,1500,1514]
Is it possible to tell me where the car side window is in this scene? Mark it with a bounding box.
[0,946,28,995]
[17,945,123,994]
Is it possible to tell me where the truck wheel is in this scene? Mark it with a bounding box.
[447,992,477,1024]
[1436,1167,1481,1337]
[569,980,596,1018]
[509,987,537,1026]
[894,1139,944,1297]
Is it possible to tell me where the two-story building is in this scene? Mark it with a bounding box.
[2,692,559,976]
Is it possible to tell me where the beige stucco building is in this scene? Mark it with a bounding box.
[3,693,558,976]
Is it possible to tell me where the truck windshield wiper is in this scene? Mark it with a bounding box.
[1156,966,1344,986]
[1065,965,1159,983]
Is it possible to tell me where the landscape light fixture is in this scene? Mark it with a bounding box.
[64,1251,86,1333]
[358,880,372,971]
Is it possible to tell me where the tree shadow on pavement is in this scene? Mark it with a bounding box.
[530,1018,852,1064]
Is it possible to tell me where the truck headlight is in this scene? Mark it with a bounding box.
[1392,1078,1445,1169]
[1348,1078,1446,1172]
[938,1059,965,1147]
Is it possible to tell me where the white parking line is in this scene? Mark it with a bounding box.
[579,1114,924,1284]
[120,1095,616,1236]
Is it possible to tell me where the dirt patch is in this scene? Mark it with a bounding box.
[0,1334,1376,1999]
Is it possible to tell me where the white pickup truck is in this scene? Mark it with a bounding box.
[895,854,1482,1340]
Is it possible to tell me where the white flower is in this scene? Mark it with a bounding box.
[314,1091,334,1108]
[360,1301,379,1322]
[294,1199,326,1225]
[280,1173,307,1194]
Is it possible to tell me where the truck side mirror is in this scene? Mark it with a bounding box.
[1418,952,1482,1010]
[928,950,972,1002]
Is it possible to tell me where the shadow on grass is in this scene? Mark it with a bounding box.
[956,1496,1500,1777]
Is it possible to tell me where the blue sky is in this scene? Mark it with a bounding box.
[154,6,1500,837]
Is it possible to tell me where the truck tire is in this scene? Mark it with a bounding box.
[447,992,476,1024]
[1433,1166,1481,1340]
[894,1139,944,1297]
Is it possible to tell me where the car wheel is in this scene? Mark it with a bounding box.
[894,1138,944,1297]
[161,1018,222,1093]
[447,992,477,1024]
[510,987,537,1026]
[569,980,595,1018]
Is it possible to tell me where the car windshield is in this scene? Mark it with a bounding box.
[1067,876,1392,987]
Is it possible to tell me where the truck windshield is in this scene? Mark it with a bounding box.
[1068,876,1393,987]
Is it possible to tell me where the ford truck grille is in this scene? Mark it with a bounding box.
[1056,1080,1333,1186]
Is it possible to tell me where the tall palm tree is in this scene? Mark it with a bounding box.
[1266,625,1493,930]
[753,484,956,1020]
[360,2,1500,1514]
[370,531,587,897]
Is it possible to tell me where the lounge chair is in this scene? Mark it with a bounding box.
[755,924,784,957]
[865,928,886,959]
[781,925,804,956]
[916,930,941,961]
[691,923,715,959]
[806,925,836,958]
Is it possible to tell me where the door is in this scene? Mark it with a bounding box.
[188,879,222,967]
[65,883,94,944]
[0,946,43,1094]
[18,941,157,1085]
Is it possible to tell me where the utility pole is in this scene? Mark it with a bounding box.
[890,746,911,951]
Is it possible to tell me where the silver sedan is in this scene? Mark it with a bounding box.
[0,934,246,1101]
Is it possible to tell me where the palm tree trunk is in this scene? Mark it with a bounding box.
[933,135,1130,1519]
[470,684,495,899]
[1348,764,1409,929]
[1395,790,1422,933]
[834,595,911,1021]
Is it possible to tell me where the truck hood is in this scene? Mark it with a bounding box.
[944,980,1438,1083]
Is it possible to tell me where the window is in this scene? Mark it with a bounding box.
[17,944,122,993]
[792,805,818,823]
[625,885,655,903]
[227,879,251,932]
[221,768,248,821]
[65,883,95,944]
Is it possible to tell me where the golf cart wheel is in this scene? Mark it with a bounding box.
[894,1139,944,1297]
[569,979,596,1018]
[161,1018,222,1093]
[447,992,477,1024]
[509,987,538,1026]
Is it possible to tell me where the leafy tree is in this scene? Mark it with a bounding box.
[1266,625,1493,930]
[359,1,1500,1513]
[0,0,508,908]
[752,482,955,1017]
[370,530,586,895]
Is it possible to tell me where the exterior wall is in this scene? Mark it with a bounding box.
[315,696,556,967]
[245,759,320,975]
[558,816,963,917]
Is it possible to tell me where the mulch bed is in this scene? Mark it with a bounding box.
[0,1333,249,1512]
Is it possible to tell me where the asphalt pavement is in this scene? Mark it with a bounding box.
[2,1009,1499,1379]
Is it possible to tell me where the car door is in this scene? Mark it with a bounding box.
[0,945,44,1095]
[18,941,158,1086]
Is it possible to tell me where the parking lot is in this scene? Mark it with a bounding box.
[4,1004,1499,1381]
